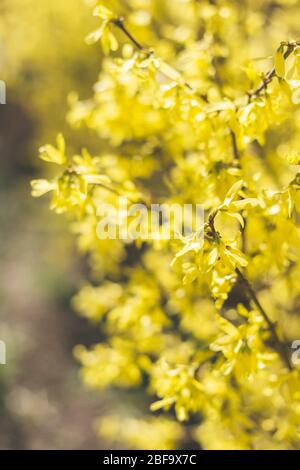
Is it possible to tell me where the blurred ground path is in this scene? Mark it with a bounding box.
[0,180,114,449]
[0,101,112,449]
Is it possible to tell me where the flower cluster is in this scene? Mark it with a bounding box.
[32,0,300,449]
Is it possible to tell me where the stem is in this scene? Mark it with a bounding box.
[112,18,298,107]
[248,42,298,101]
[111,17,201,95]
[207,209,218,236]
[230,129,240,162]
[108,15,296,371]
[112,17,145,51]
[205,212,292,370]
[93,181,150,207]
[208,200,292,369]
[236,268,292,370]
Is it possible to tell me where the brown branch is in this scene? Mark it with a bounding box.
[112,16,299,110]
[248,41,298,101]
[236,268,292,370]
[111,16,206,96]
[111,16,299,107]
[230,129,240,161]
[90,180,151,207]
[205,210,292,370]
[112,17,146,51]
[107,15,296,372]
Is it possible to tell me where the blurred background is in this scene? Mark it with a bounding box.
[0,0,118,449]
[1,0,300,450]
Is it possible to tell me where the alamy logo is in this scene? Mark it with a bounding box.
[291,340,300,365]
[96,197,204,241]
[0,81,6,104]
[0,340,6,365]
[292,88,300,105]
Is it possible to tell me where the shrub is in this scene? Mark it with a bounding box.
[32,0,300,450]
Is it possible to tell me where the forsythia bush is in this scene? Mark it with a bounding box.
[32,0,300,449]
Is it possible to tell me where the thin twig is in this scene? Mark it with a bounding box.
[236,268,292,370]
[206,208,292,370]
[91,181,151,207]
[248,42,298,101]
[111,17,203,95]
[108,14,295,371]
[112,17,145,51]
[111,16,299,107]
[230,129,240,161]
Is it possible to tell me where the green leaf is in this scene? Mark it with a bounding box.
[85,22,107,45]
[226,211,245,228]
[224,180,244,206]
[83,174,112,185]
[31,179,55,197]
[231,198,261,210]
[274,45,285,78]
[101,28,118,55]
[207,247,219,266]
[56,133,65,154]
[225,246,248,267]
[93,5,114,21]
[39,134,66,165]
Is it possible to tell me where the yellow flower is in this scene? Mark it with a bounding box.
[39,133,66,165]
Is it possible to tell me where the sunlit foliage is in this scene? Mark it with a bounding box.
[32,0,300,449]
